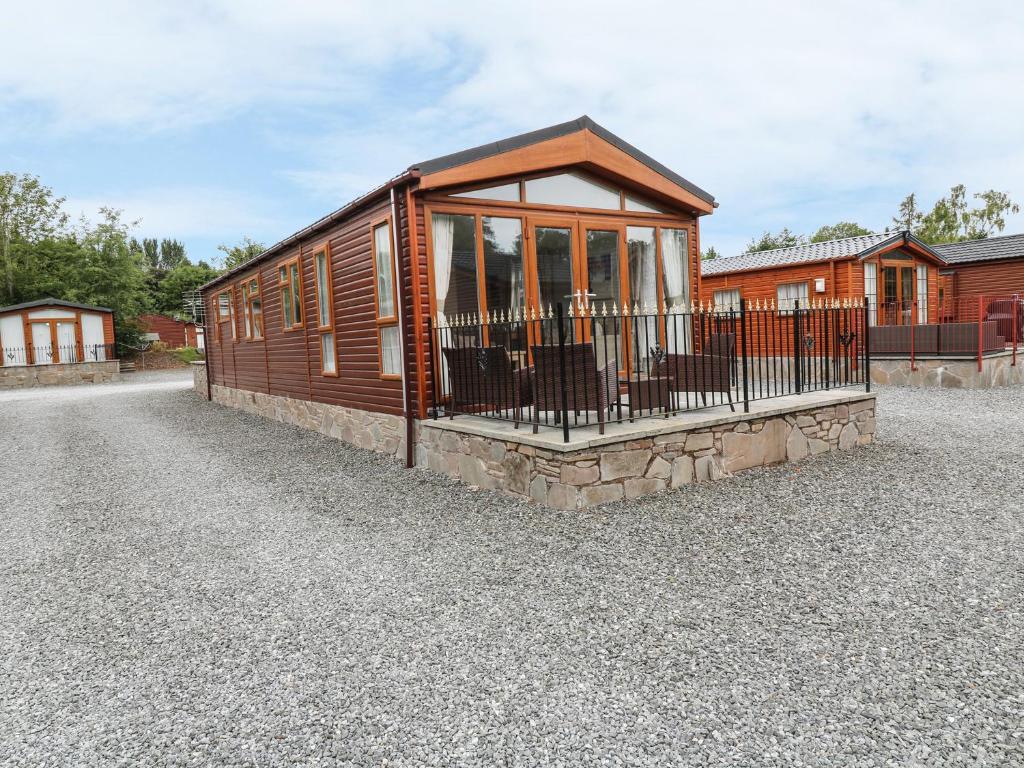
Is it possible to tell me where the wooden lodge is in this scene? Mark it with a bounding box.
[699,231,946,326]
[199,117,716,463]
[933,232,1024,310]
[0,298,115,367]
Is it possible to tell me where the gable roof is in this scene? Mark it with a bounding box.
[701,231,943,277]
[411,116,716,206]
[0,297,113,315]
[933,232,1024,265]
[202,117,715,292]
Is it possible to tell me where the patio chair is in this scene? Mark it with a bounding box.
[530,342,617,434]
[653,331,736,412]
[441,345,533,424]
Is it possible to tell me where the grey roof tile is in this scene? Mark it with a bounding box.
[933,233,1024,265]
[0,297,113,314]
[701,233,901,276]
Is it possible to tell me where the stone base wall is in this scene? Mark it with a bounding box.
[418,397,876,510]
[0,360,121,389]
[871,353,1024,388]
[208,384,407,460]
[192,361,209,399]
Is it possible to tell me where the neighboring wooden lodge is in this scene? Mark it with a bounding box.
[0,298,115,367]
[699,231,946,325]
[934,232,1024,306]
[200,117,716,464]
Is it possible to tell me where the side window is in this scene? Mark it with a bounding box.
[372,220,400,377]
[278,258,303,330]
[241,277,263,338]
[313,247,337,375]
[776,282,809,313]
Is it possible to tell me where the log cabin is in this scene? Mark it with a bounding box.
[138,313,202,349]
[199,117,716,464]
[699,231,947,326]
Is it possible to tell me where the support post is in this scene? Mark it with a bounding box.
[739,299,749,412]
[863,295,871,393]
[977,295,984,373]
[793,299,802,394]
[910,300,917,372]
[556,303,570,444]
[1013,295,1019,367]
[427,317,438,419]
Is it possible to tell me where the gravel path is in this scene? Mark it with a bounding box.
[1,372,1022,766]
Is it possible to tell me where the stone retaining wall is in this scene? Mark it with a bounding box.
[418,396,876,510]
[192,361,209,399]
[0,360,121,389]
[208,383,407,460]
[870,352,1023,388]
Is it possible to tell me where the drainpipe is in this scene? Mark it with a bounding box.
[203,299,212,401]
[390,186,415,468]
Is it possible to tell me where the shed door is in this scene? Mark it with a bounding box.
[31,323,53,364]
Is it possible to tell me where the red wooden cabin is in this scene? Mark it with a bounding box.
[0,298,115,366]
[138,314,201,348]
[699,231,946,326]
[200,117,715,462]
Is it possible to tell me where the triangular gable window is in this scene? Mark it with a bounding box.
[525,171,620,209]
[451,182,521,202]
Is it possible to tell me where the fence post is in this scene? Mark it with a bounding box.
[823,301,831,391]
[910,300,917,372]
[739,299,749,412]
[793,299,802,394]
[863,295,871,393]
[555,302,570,444]
[427,317,438,419]
[1013,295,1019,367]
[977,295,984,373]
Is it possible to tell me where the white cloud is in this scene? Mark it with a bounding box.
[4,0,1023,253]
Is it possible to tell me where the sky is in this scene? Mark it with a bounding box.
[2,0,1023,265]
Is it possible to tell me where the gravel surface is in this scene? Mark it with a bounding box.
[1,372,1022,766]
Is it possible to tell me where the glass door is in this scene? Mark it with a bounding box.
[529,219,581,345]
[583,226,625,372]
[900,266,915,325]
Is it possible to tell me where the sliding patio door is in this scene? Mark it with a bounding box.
[31,323,53,364]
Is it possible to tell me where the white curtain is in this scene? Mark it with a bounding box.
[432,214,456,395]
[916,265,928,323]
[432,214,455,327]
[661,228,691,353]
[864,263,877,326]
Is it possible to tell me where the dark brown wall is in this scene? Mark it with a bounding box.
[204,192,411,416]
[946,259,1024,299]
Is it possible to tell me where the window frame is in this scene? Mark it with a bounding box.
[277,255,304,331]
[215,290,234,342]
[240,275,264,340]
[371,216,401,380]
[776,281,809,314]
[312,244,338,376]
[713,287,742,313]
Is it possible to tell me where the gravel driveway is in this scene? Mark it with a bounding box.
[1,371,1022,766]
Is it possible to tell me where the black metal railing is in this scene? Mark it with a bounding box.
[429,298,869,442]
[1,344,116,367]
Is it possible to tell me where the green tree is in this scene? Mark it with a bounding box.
[0,173,69,304]
[745,228,804,253]
[810,222,872,242]
[154,261,221,315]
[893,185,1020,244]
[217,236,265,270]
[701,246,721,261]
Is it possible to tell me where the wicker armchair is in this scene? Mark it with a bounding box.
[653,332,736,411]
[530,342,617,434]
[441,345,533,423]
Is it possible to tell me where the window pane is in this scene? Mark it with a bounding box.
[777,282,808,311]
[864,263,877,326]
[627,226,658,311]
[624,194,667,214]
[315,252,331,327]
[241,284,251,335]
[525,172,620,209]
[374,224,395,318]
[431,213,479,330]
[916,264,928,323]
[586,230,621,369]
[290,264,302,324]
[218,293,230,317]
[380,325,401,375]
[281,279,293,328]
[660,228,690,309]
[452,182,520,202]
[321,332,336,374]
[535,226,574,318]
[483,217,524,314]
[251,280,262,336]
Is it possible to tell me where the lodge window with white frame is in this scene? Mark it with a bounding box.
[713,288,741,313]
[776,281,809,313]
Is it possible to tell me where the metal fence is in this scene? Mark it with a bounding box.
[1,344,116,367]
[429,298,869,442]
[869,294,1020,370]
